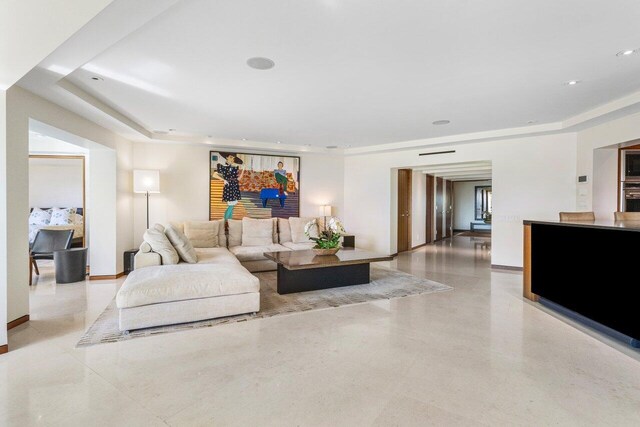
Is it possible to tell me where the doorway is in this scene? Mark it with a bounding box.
[435,177,444,241]
[397,169,412,252]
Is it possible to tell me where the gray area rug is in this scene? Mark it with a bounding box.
[77,266,452,347]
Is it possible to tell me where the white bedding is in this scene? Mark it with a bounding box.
[29,223,84,243]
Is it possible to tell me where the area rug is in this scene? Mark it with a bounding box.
[76,266,452,347]
[455,231,491,238]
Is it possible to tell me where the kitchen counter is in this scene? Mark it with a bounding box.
[522,220,640,347]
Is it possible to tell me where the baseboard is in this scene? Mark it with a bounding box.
[411,243,427,250]
[0,344,7,355]
[89,272,125,280]
[491,264,523,271]
[389,253,398,258]
[7,314,29,330]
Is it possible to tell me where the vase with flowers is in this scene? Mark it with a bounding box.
[305,217,346,255]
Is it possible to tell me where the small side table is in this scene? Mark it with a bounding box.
[53,248,88,284]
[342,235,355,248]
[124,249,139,275]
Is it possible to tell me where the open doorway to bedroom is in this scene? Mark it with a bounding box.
[28,131,88,286]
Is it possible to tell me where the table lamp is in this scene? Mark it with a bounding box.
[319,205,332,229]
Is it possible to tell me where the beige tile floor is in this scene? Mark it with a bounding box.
[2,236,639,426]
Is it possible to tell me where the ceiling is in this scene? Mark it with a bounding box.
[17,0,640,151]
[414,161,492,181]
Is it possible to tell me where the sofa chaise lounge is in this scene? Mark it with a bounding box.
[116,217,322,331]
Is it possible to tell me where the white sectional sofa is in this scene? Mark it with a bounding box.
[116,217,322,331]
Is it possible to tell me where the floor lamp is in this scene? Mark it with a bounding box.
[134,170,160,229]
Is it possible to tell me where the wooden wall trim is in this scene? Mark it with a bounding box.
[0,344,7,355]
[523,224,538,301]
[7,314,29,330]
[89,272,124,280]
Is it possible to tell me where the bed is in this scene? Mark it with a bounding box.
[29,207,85,247]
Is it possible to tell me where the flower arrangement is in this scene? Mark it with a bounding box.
[482,211,492,224]
[305,217,346,253]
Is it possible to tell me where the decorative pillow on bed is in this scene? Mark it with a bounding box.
[73,213,84,225]
[165,224,198,263]
[49,208,76,226]
[29,208,51,225]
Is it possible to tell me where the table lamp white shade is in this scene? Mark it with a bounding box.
[133,170,160,193]
[319,205,332,217]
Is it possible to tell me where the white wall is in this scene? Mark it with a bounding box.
[131,143,345,245]
[453,180,492,230]
[592,148,618,218]
[4,87,133,324]
[577,111,640,214]
[29,158,84,208]
[411,171,426,247]
[0,89,8,347]
[345,133,577,267]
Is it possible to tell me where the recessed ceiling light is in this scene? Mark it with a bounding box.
[276,141,281,144]
[168,128,176,132]
[242,138,247,141]
[564,80,581,86]
[527,120,537,124]
[616,49,637,57]
[90,76,103,81]
[247,57,275,70]
[432,120,451,125]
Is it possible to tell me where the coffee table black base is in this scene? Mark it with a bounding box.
[276,263,370,294]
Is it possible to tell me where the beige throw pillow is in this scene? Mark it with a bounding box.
[165,224,198,263]
[213,219,227,248]
[278,218,292,243]
[143,225,179,265]
[289,217,318,244]
[242,218,274,247]
[184,221,219,248]
[227,219,242,247]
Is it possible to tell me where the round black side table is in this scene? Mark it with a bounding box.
[53,248,88,284]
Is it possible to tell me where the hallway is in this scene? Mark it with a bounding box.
[2,236,639,426]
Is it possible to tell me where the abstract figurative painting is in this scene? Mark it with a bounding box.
[209,151,300,220]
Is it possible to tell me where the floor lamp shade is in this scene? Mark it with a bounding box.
[134,170,160,230]
[134,170,160,193]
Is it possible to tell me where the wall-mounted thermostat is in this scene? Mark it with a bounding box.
[577,175,588,183]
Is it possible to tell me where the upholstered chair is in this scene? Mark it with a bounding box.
[558,212,595,222]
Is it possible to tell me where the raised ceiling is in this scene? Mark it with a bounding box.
[19,0,640,150]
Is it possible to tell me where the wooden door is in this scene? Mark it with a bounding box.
[445,180,453,238]
[435,177,443,241]
[425,174,434,243]
[397,169,412,252]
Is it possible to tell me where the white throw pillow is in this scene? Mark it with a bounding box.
[184,221,219,248]
[49,208,76,225]
[289,217,318,243]
[241,218,274,246]
[143,225,179,265]
[165,224,198,263]
[29,208,51,225]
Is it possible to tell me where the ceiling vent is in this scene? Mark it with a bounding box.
[326,145,339,149]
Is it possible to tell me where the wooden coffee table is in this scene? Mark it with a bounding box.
[264,248,393,294]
